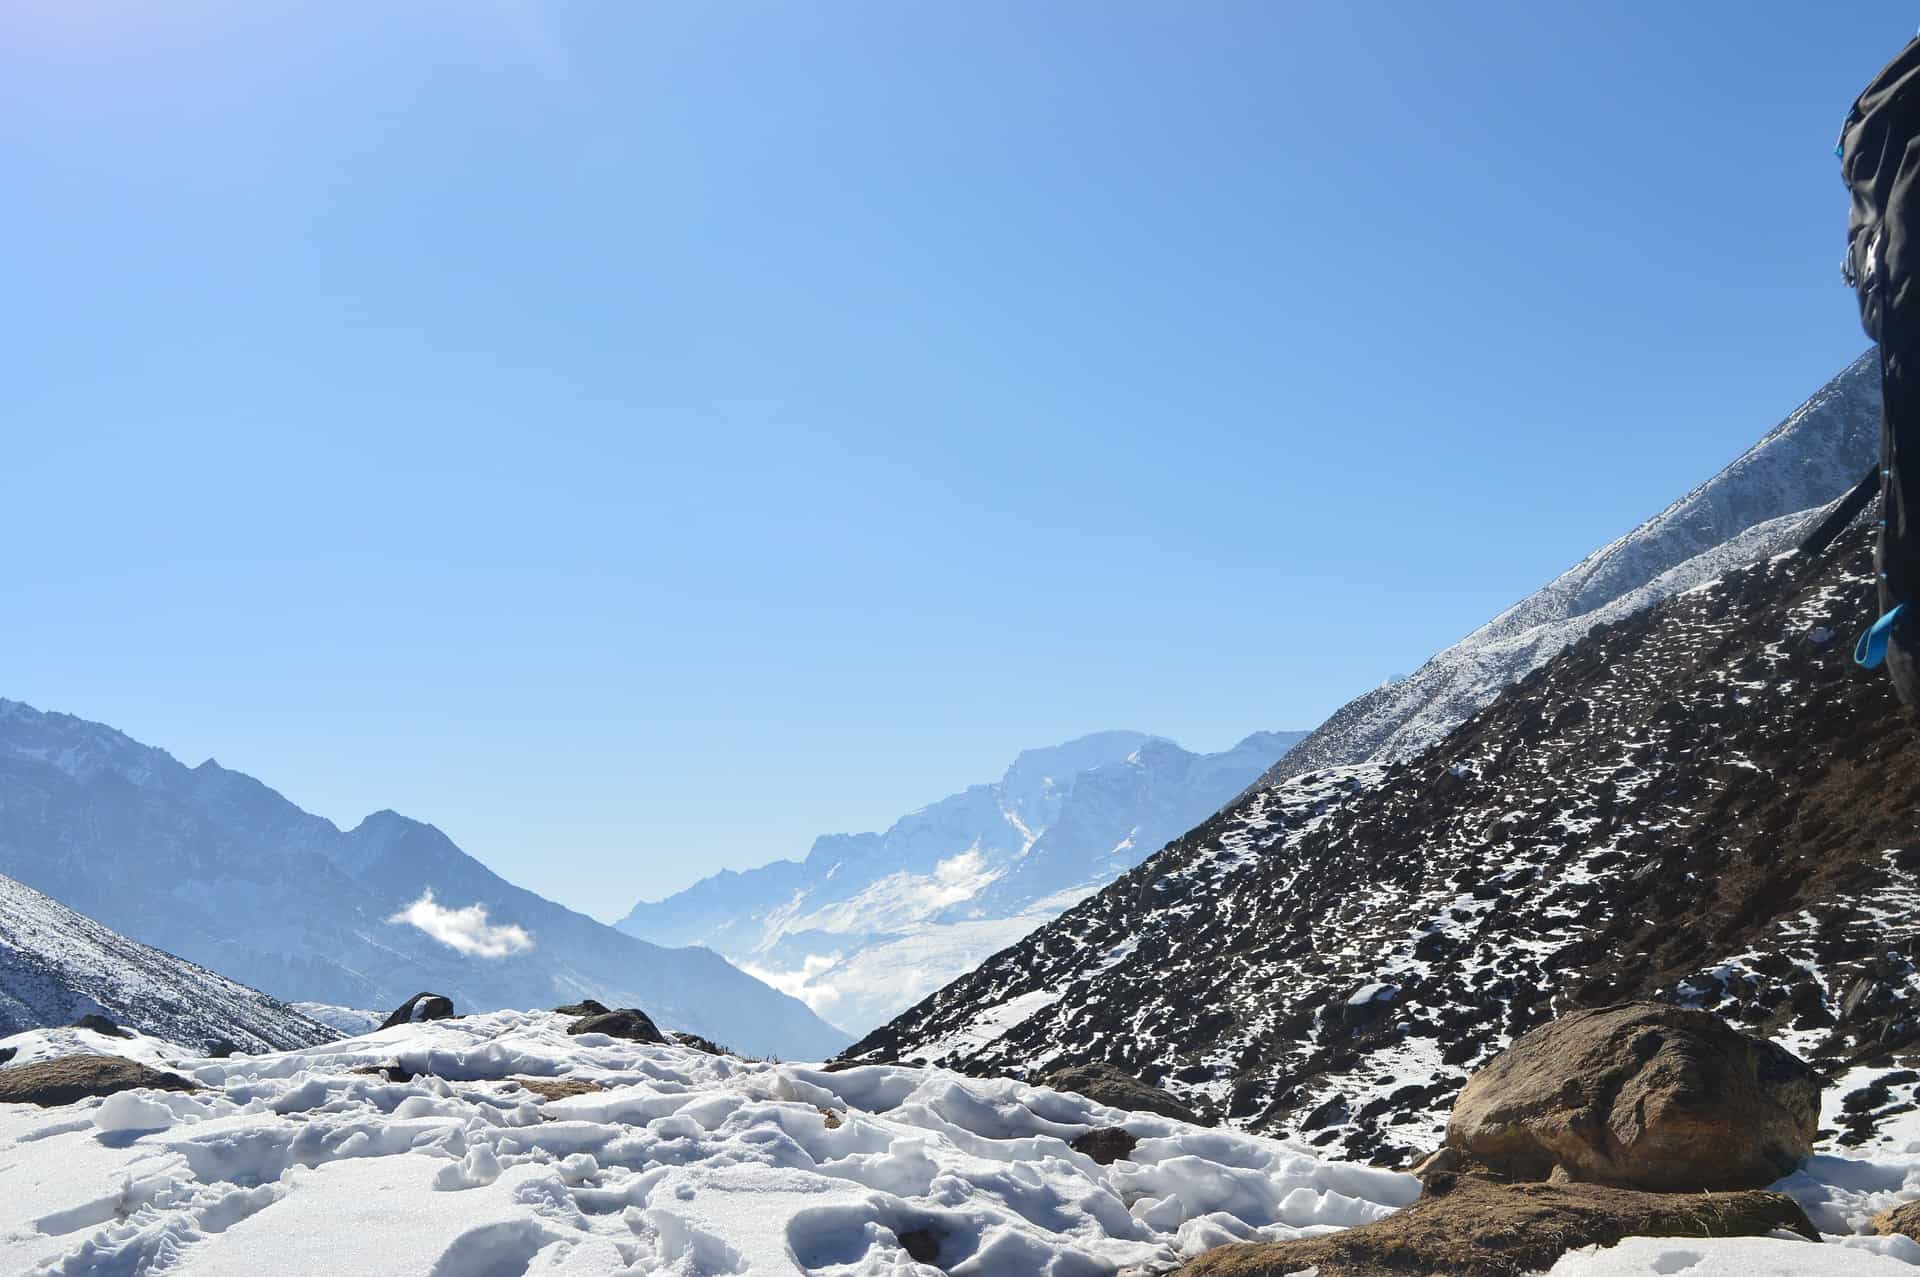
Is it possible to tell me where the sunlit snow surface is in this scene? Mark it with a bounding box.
[14,1012,1920,1274]
[0,1010,1419,1275]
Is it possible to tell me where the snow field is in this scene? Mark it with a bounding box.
[0,1009,1418,1275]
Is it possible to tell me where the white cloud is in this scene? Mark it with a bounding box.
[388,889,533,958]
[739,954,844,1014]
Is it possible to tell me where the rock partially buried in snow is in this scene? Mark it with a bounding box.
[1173,1174,1817,1276]
[552,998,610,1017]
[1070,1126,1138,1165]
[0,1055,197,1108]
[1036,1062,1205,1124]
[378,992,455,1030]
[670,1030,732,1056]
[513,1076,602,1101]
[1446,1003,1818,1191]
[69,1013,129,1038]
[567,1008,666,1044]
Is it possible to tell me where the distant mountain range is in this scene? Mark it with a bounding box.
[0,869,336,1053]
[0,699,849,1059]
[616,729,1306,1035]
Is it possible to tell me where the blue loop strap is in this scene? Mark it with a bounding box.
[1857,605,1906,669]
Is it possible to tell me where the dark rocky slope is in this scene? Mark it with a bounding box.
[0,872,336,1053]
[839,520,1920,1165]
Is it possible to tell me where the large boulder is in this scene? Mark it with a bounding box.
[567,1008,666,1044]
[1446,1002,1818,1190]
[1035,1063,1204,1124]
[1174,1174,1816,1276]
[378,993,455,1030]
[0,1056,198,1108]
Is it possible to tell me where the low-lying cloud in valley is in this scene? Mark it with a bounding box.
[388,889,534,958]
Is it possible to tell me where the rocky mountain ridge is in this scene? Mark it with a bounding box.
[0,870,335,1053]
[841,495,1920,1167]
[1254,350,1881,789]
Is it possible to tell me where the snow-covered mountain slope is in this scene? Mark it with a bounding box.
[842,520,1920,1171]
[0,700,849,1060]
[6,1008,1920,1275]
[0,872,335,1054]
[615,730,1306,1036]
[0,1007,1421,1275]
[1253,351,1881,788]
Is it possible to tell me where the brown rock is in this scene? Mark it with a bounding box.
[1070,1126,1138,1165]
[1874,1198,1920,1240]
[378,993,455,1030]
[1174,1174,1817,1276]
[568,1008,666,1044]
[0,1056,198,1108]
[349,1062,418,1083]
[1446,1003,1818,1190]
[1035,1063,1202,1124]
[1409,1146,1464,1181]
[514,1076,602,1101]
[553,999,610,1017]
[670,1031,732,1056]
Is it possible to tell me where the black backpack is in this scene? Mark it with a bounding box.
[1832,37,1920,709]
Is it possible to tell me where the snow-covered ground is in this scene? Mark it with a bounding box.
[0,1009,1418,1275]
[6,1011,1920,1275]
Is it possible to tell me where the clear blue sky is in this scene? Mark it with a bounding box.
[1,2,1902,915]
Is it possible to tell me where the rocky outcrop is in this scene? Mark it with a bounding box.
[1036,1063,1203,1124]
[670,1031,731,1056]
[567,1008,666,1044]
[1174,1174,1817,1276]
[552,999,609,1017]
[0,1056,197,1108]
[378,992,454,1030]
[1447,1003,1818,1190]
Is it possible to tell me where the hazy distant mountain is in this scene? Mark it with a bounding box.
[616,729,1305,1035]
[0,699,848,1059]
